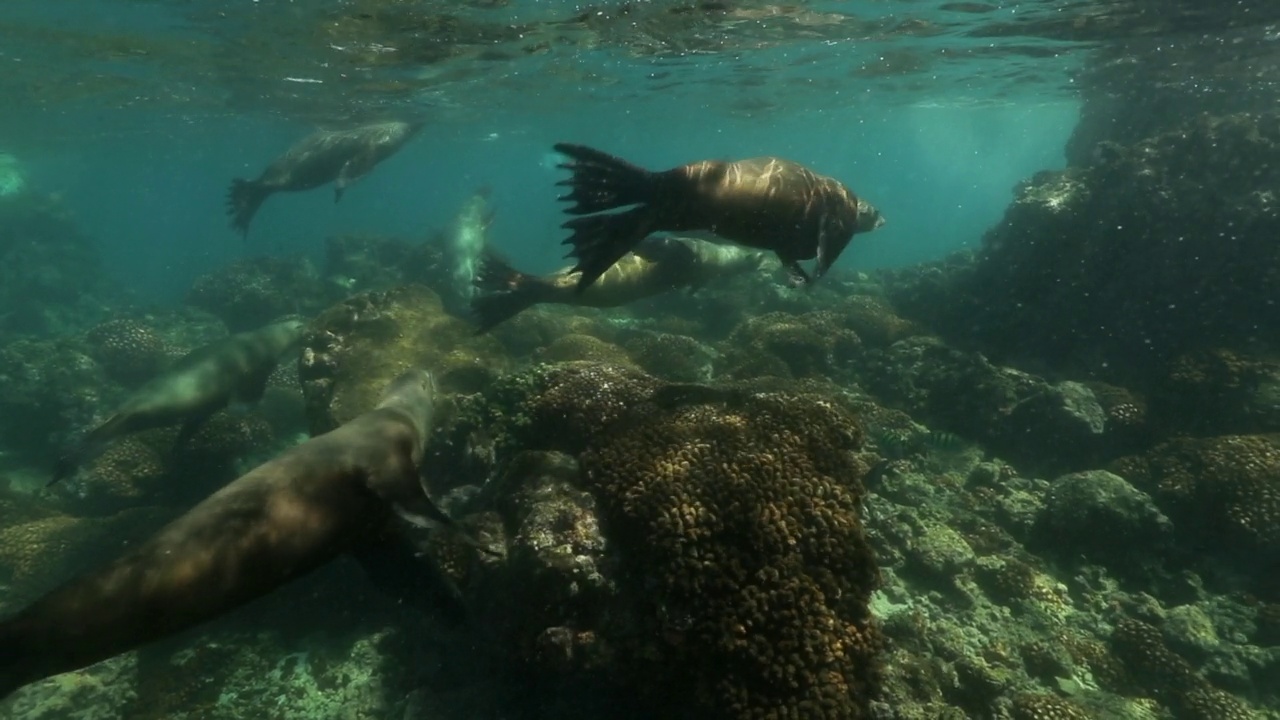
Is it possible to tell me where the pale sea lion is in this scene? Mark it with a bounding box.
[470,235,767,332]
[226,120,424,238]
[51,318,309,484]
[0,369,482,699]
[552,142,886,290]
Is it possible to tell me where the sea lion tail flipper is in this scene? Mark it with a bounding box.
[561,206,654,293]
[48,414,130,486]
[552,143,658,215]
[226,178,269,238]
[469,292,541,334]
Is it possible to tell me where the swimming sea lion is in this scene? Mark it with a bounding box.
[470,235,768,332]
[51,318,309,484]
[0,369,482,699]
[552,142,886,291]
[226,120,424,238]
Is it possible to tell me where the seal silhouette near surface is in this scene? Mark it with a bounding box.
[226,120,423,238]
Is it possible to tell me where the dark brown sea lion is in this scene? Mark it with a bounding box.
[470,235,768,332]
[226,120,424,238]
[51,318,309,484]
[552,142,885,291]
[0,369,481,700]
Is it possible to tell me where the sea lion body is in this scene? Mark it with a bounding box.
[553,143,884,291]
[0,369,458,699]
[51,319,308,483]
[470,235,766,332]
[227,120,423,237]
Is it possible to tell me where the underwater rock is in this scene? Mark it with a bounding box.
[1152,348,1280,437]
[322,233,455,307]
[298,283,509,434]
[861,336,1112,475]
[535,333,634,367]
[186,254,326,332]
[0,337,107,463]
[1110,433,1280,597]
[421,362,881,719]
[885,112,1280,390]
[0,191,113,337]
[717,310,863,381]
[84,317,176,385]
[1031,470,1173,576]
[620,330,716,383]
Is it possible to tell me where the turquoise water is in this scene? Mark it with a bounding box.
[3,1,1280,719]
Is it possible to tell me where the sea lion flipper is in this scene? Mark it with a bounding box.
[174,411,214,450]
[392,496,502,558]
[561,207,655,292]
[235,368,273,405]
[334,152,377,203]
[352,532,470,626]
[782,259,812,289]
[226,179,268,239]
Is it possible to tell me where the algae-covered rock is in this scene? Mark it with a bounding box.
[1032,470,1173,576]
[298,283,509,434]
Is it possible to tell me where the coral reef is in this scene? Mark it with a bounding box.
[186,255,325,332]
[717,310,862,381]
[886,112,1280,388]
[0,191,113,337]
[415,363,884,719]
[621,330,717,383]
[1110,433,1280,596]
[860,336,1114,475]
[84,318,174,385]
[0,336,108,463]
[297,283,509,433]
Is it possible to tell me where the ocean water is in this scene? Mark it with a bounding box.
[2,1,1279,719]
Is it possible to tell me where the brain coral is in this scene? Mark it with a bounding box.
[85,318,173,384]
[1110,433,1280,570]
[579,387,881,719]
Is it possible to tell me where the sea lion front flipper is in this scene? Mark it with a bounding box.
[782,259,812,288]
[351,531,470,626]
[234,368,273,406]
[392,494,502,558]
[334,151,378,203]
[173,411,215,450]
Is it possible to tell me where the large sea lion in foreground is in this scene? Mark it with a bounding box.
[552,142,886,291]
[470,235,768,332]
[226,120,424,237]
[51,318,309,484]
[0,369,481,700]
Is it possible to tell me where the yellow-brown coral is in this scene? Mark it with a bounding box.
[85,318,172,384]
[580,389,881,719]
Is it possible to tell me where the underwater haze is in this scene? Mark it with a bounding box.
[2,1,1280,719]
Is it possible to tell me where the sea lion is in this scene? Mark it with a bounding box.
[552,142,886,291]
[51,318,309,484]
[0,369,484,700]
[226,120,424,238]
[470,234,768,332]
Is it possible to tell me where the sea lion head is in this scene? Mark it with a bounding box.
[376,368,438,435]
[855,197,886,233]
[267,318,310,352]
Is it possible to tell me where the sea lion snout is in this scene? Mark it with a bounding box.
[378,368,438,414]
